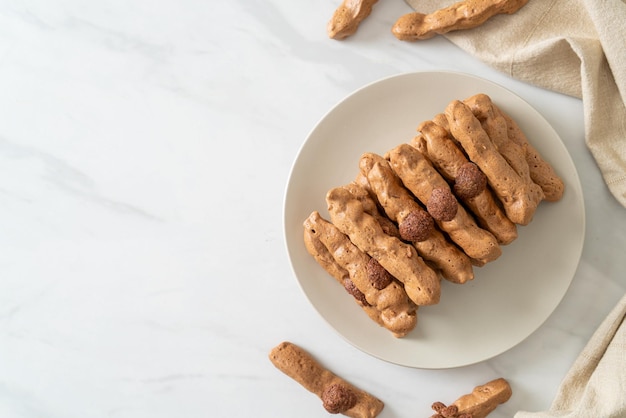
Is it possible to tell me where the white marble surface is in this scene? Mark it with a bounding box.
[0,1,624,417]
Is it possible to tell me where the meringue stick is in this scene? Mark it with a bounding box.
[304,211,418,337]
[392,0,529,41]
[413,120,517,245]
[463,94,544,205]
[326,186,441,306]
[493,104,565,201]
[359,153,474,284]
[303,217,387,330]
[269,342,384,418]
[388,144,501,265]
[445,100,541,225]
[327,0,379,40]
[452,378,512,418]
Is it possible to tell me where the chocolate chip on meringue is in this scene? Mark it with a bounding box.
[399,209,434,242]
[322,383,357,414]
[427,187,458,221]
[454,162,487,199]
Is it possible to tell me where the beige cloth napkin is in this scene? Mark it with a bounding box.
[404,0,626,208]
[515,292,626,417]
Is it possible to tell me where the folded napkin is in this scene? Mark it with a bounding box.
[404,0,626,208]
[515,292,626,417]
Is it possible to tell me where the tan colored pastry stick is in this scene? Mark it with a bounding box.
[387,144,501,265]
[269,342,384,417]
[326,186,441,306]
[452,378,512,418]
[414,120,518,245]
[328,0,379,40]
[304,211,417,337]
[392,0,528,41]
[303,218,386,330]
[493,104,565,201]
[445,100,541,225]
[359,153,474,284]
[463,94,545,207]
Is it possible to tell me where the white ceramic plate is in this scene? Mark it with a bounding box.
[283,71,585,369]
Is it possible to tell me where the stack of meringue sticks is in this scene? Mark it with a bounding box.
[303,93,564,337]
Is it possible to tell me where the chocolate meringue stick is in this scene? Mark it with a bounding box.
[304,211,418,337]
[269,342,384,418]
[445,100,541,225]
